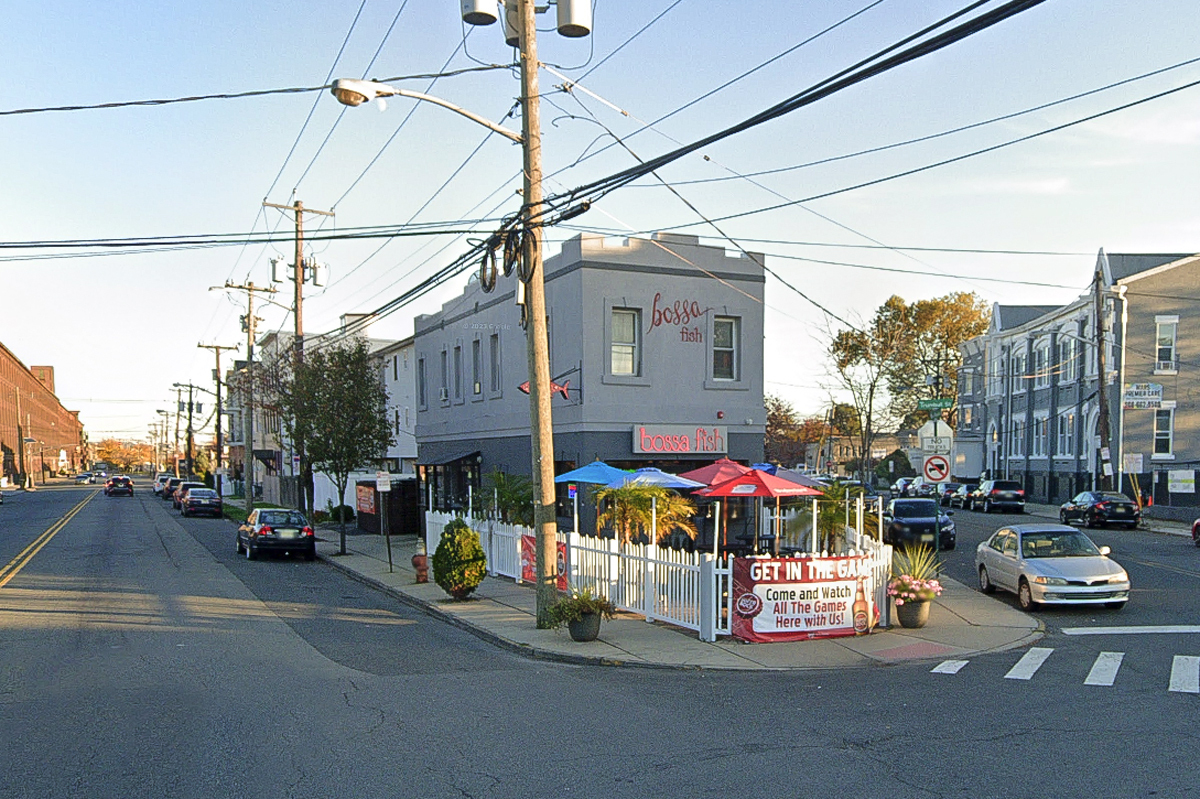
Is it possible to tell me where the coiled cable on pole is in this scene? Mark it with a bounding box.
[478,238,498,293]
[501,228,520,278]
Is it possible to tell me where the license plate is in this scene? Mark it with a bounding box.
[1114,508,1127,514]
[921,534,934,543]
[279,529,298,539]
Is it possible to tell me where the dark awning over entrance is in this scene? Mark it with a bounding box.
[418,448,481,466]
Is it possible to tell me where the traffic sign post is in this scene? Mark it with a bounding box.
[923,454,950,484]
[376,471,393,572]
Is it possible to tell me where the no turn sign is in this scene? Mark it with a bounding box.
[923,455,950,483]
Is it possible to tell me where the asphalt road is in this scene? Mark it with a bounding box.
[1,482,1196,798]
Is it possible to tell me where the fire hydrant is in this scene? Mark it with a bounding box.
[411,540,429,583]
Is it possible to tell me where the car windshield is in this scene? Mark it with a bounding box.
[188,489,216,498]
[992,481,1022,491]
[260,511,307,527]
[893,500,938,518]
[1098,492,1132,502]
[1021,531,1102,558]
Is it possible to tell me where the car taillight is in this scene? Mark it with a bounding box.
[1097,501,1111,510]
[301,526,314,537]
[259,526,273,536]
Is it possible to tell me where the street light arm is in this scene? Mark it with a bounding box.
[331,79,523,144]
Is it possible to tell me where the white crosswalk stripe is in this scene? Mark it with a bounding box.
[1168,655,1200,694]
[1004,647,1054,680]
[932,648,1200,694]
[930,659,969,674]
[1083,651,1124,686]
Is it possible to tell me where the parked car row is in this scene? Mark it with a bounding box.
[152,474,224,518]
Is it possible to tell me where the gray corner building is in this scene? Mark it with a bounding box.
[413,232,766,509]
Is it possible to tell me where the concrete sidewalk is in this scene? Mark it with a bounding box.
[312,525,1042,671]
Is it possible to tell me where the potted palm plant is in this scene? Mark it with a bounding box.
[888,545,944,628]
[546,587,618,641]
[594,483,697,545]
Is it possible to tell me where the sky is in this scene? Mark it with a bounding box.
[2,0,1199,445]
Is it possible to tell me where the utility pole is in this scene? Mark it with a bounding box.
[218,280,276,515]
[1094,266,1113,490]
[15,389,27,488]
[174,385,183,478]
[263,199,333,517]
[199,343,237,497]
[515,0,561,627]
[185,384,196,478]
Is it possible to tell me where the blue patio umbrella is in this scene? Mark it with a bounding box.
[603,468,706,544]
[554,461,631,485]
[752,463,778,475]
[604,467,706,490]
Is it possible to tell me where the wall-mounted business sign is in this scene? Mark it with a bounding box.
[1124,383,1163,409]
[633,424,728,454]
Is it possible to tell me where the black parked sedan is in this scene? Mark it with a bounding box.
[883,498,956,550]
[180,487,223,517]
[1059,491,1141,529]
[237,509,316,561]
[949,483,977,509]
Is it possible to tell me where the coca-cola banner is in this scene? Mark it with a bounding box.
[520,534,569,591]
[731,555,875,642]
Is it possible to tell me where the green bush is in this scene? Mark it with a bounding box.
[545,588,617,627]
[328,504,355,522]
[432,519,487,600]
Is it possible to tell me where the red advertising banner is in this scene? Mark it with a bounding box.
[731,555,875,642]
[520,535,569,591]
[355,484,376,516]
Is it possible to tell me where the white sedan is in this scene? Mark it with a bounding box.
[975,524,1129,611]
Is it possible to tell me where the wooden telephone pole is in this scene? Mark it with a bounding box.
[263,199,334,516]
[198,342,238,496]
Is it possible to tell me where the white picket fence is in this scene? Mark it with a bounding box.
[424,511,891,641]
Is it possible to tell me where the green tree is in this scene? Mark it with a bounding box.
[764,394,809,466]
[280,339,394,553]
[594,484,697,546]
[482,470,534,527]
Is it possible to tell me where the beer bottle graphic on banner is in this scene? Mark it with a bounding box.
[853,576,869,635]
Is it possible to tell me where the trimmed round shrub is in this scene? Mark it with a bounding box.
[432,519,487,600]
[330,504,355,522]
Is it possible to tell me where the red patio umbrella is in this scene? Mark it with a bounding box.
[695,469,823,554]
[678,457,752,487]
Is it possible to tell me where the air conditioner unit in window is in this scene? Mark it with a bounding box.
[439,387,450,401]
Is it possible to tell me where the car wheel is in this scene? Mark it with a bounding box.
[1017,579,1037,611]
[1085,513,1096,528]
[1193,526,1200,547]
[181,509,189,518]
[979,566,995,594]
[245,543,256,560]
[236,537,244,555]
[305,548,316,562]
[983,499,992,513]
[1059,510,1069,524]
[1105,601,1126,610]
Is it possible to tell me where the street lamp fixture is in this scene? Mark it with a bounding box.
[330,79,523,144]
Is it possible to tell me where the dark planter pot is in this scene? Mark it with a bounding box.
[895,599,931,629]
[567,612,602,642]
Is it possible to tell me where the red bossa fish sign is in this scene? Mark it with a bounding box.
[731,555,875,642]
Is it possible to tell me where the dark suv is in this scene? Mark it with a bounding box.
[884,498,956,550]
[971,479,1025,513]
[104,476,134,497]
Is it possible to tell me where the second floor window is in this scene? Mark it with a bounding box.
[489,333,501,393]
[453,345,463,400]
[1057,412,1075,456]
[713,316,739,380]
[472,339,482,395]
[1156,318,1178,372]
[611,308,640,376]
[1154,408,1174,455]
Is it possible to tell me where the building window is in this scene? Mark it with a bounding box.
[1058,337,1077,383]
[1034,344,1050,388]
[440,350,449,403]
[1156,317,1178,373]
[1057,412,1075,457]
[394,408,400,435]
[417,357,427,408]
[1012,352,1027,392]
[472,339,482,396]
[1154,408,1174,456]
[489,333,501,394]
[712,316,739,380]
[1010,418,1025,458]
[611,308,640,376]
[392,355,398,382]
[1032,414,1048,457]
[453,345,463,401]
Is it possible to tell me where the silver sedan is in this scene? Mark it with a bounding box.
[975,524,1130,611]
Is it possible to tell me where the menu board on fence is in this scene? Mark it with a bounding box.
[520,535,569,591]
[355,484,376,515]
[731,555,875,642]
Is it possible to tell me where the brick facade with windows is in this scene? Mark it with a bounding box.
[0,342,85,484]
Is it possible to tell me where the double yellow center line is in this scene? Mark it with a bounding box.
[0,491,96,589]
